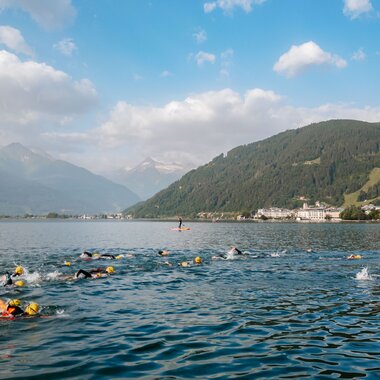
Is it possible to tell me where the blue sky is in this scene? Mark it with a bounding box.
[0,0,379,173]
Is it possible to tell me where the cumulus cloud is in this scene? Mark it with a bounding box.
[0,50,97,127]
[0,0,76,30]
[193,28,207,44]
[194,51,216,65]
[204,0,266,14]
[0,26,33,56]
[351,48,366,61]
[273,41,347,78]
[343,0,373,19]
[74,88,380,172]
[54,38,77,56]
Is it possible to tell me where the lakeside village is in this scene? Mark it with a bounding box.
[200,202,380,222]
[1,202,380,221]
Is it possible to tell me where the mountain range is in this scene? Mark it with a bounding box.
[127,120,380,218]
[0,143,140,216]
[110,157,187,200]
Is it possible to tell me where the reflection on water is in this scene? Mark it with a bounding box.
[0,221,379,379]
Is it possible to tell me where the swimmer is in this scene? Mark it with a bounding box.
[75,266,115,279]
[1,266,24,286]
[212,246,244,260]
[158,250,170,256]
[194,256,202,264]
[99,254,116,260]
[0,299,39,318]
[347,254,362,260]
[228,246,243,255]
[179,257,202,267]
[80,251,93,259]
[80,251,116,260]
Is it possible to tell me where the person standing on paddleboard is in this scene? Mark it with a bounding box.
[178,217,183,229]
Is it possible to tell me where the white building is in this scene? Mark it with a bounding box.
[256,207,293,219]
[296,203,342,221]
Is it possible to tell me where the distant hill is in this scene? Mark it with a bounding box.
[0,143,140,215]
[111,157,187,200]
[127,120,380,218]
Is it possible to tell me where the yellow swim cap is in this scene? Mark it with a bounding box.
[106,266,115,274]
[64,261,71,266]
[15,266,24,275]
[14,280,25,287]
[180,261,189,267]
[194,256,202,264]
[116,255,122,260]
[25,302,39,315]
[8,299,21,307]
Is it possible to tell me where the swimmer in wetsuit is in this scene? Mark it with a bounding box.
[212,246,244,260]
[1,266,24,286]
[0,299,39,317]
[80,251,116,260]
[75,266,115,279]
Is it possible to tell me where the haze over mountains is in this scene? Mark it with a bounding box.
[0,143,140,216]
[128,120,380,218]
[110,158,187,200]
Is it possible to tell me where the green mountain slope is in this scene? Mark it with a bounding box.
[128,120,380,218]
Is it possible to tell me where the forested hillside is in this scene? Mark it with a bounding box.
[127,120,380,218]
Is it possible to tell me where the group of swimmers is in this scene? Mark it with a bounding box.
[0,265,39,318]
[0,251,121,318]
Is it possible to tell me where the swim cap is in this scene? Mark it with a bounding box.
[15,266,24,275]
[194,256,202,264]
[14,280,25,287]
[25,302,39,315]
[64,261,71,266]
[180,261,189,267]
[8,299,21,307]
[116,255,123,260]
[106,266,115,274]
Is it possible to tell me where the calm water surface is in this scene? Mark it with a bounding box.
[0,221,379,379]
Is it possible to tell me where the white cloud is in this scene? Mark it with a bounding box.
[78,88,380,173]
[193,28,207,44]
[0,26,33,56]
[160,70,173,77]
[133,73,143,81]
[0,50,97,128]
[195,51,216,65]
[204,0,266,14]
[351,48,366,61]
[220,48,234,77]
[274,41,347,78]
[343,0,373,19]
[54,38,77,56]
[0,0,76,30]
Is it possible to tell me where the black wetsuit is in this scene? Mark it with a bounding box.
[2,272,13,286]
[178,218,183,228]
[100,254,116,259]
[75,268,105,279]
[7,305,24,316]
[75,269,93,279]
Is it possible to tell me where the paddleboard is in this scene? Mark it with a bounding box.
[171,227,191,231]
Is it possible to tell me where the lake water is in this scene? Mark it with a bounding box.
[0,221,379,379]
